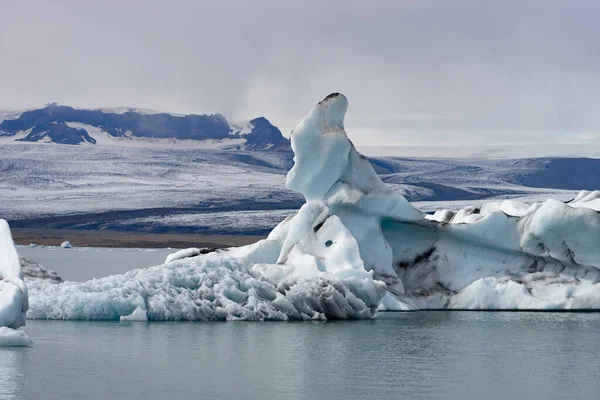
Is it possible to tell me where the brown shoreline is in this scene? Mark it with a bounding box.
[11,228,264,249]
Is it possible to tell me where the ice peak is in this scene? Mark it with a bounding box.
[286,93,353,200]
[314,92,348,130]
[286,93,419,220]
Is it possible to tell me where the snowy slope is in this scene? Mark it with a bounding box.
[2,142,597,235]
[63,121,247,149]
[0,110,23,124]
[23,93,600,322]
[0,145,301,234]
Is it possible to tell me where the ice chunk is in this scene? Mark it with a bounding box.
[120,307,148,322]
[0,220,29,329]
[0,327,33,346]
[165,248,216,263]
[60,241,73,249]
[569,190,600,211]
[0,220,21,279]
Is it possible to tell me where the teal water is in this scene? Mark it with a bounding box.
[3,312,600,400]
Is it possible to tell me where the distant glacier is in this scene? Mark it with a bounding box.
[1,142,599,235]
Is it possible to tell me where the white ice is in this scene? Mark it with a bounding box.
[0,219,31,344]
[0,327,33,346]
[120,307,148,322]
[165,248,208,264]
[24,93,600,320]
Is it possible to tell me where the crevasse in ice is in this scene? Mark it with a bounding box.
[24,93,600,320]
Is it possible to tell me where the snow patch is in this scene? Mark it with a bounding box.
[0,128,33,143]
[0,110,23,124]
[229,120,254,136]
[64,121,247,149]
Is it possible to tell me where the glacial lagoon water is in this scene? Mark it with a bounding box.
[4,313,600,399]
[17,246,174,281]
[5,248,600,399]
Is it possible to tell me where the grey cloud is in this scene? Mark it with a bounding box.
[1,0,599,146]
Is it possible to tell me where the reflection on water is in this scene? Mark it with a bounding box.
[3,312,600,399]
[0,349,25,399]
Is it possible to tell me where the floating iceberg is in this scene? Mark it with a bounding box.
[0,219,31,344]
[0,326,34,346]
[26,93,600,320]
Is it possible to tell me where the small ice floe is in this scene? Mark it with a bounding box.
[0,327,33,347]
[119,307,148,322]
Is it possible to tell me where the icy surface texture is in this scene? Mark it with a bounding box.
[120,307,148,322]
[0,326,34,346]
[409,191,600,309]
[26,93,600,318]
[165,248,216,264]
[280,93,600,310]
[0,220,29,333]
[29,240,381,321]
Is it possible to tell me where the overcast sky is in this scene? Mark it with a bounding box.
[1,0,599,146]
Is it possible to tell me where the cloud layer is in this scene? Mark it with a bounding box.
[1,0,599,146]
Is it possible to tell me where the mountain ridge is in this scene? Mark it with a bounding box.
[0,103,290,151]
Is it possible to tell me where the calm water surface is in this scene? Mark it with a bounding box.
[2,312,599,400]
[17,247,174,281]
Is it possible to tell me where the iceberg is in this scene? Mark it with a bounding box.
[26,93,600,320]
[0,219,31,344]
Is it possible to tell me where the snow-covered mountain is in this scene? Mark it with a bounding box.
[0,103,290,151]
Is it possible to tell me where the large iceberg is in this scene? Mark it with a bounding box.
[26,93,600,320]
[0,219,31,345]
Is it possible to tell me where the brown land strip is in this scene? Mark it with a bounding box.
[11,228,263,249]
